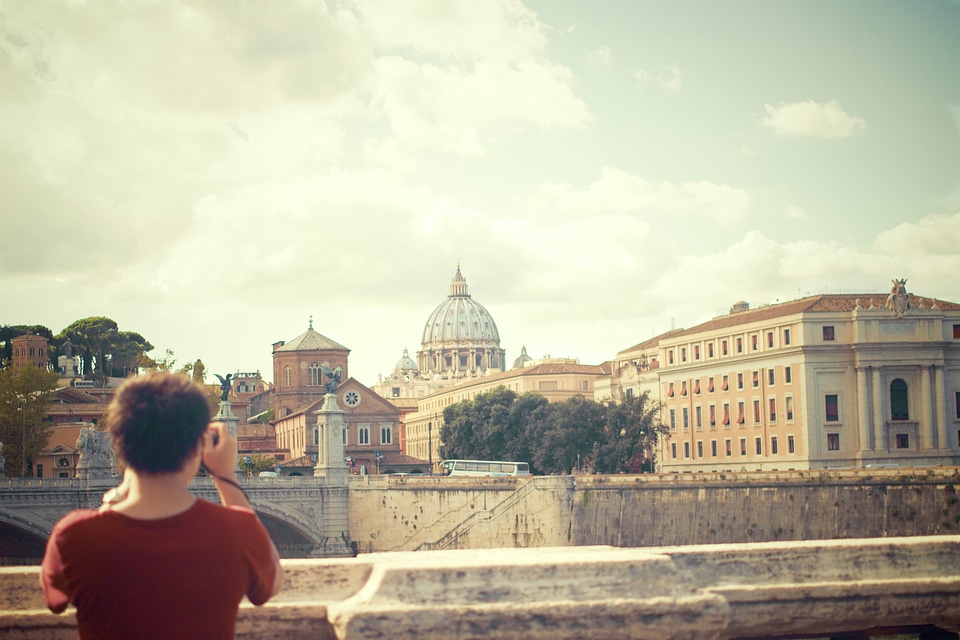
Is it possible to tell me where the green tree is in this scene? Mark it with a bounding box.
[237,453,278,475]
[108,331,154,377]
[440,386,518,461]
[531,396,605,475]
[0,325,57,367]
[592,393,668,474]
[58,317,118,384]
[0,363,60,477]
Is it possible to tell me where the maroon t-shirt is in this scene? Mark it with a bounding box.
[41,499,276,640]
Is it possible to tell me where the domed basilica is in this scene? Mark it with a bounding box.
[374,266,506,401]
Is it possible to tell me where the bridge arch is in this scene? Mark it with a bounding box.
[0,514,50,562]
[253,504,326,558]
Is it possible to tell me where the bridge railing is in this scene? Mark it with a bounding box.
[3,536,959,640]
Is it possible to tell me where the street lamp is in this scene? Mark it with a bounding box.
[20,395,26,478]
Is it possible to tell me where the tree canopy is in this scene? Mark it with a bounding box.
[56,317,155,384]
[0,364,60,477]
[440,388,667,475]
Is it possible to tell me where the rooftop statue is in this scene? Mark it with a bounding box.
[886,278,911,319]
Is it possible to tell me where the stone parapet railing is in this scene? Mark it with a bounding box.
[2,536,959,639]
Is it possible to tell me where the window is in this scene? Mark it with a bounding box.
[890,378,909,421]
[737,401,745,425]
[737,373,744,390]
[314,428,319,445]
[752,370,759,388]
[896,433,909,449]
[683,407,689,430]
[668,350,674,365]
[956,391,960,419]
[671,442,677,459]
[381,425,392,444]
[392,387,401,398]
[681,381,688,396]
[708,377,715,392]
[722,375,729,391]
[740,438,747,456]
[767,332,774,348]
[283,366,292,387]
[768,369,775,386]
[954,324,960,339]
[825,394,839,422]
[785,366,792,384]
[694,345,700,360]
[694,379,701,395]
[684,442,691,458]
[788,435,795,454]
[722,340,728,356]
[697,441,704,458]
[711,440,718,457]
[695,405,703,429]
[358,426,370,445]
[667,382,675,398]
[823,326,835,341]
[753,399,761,423]
[708,343,714,358]
[725,439,732,456]
[755,437,762,455]
[681,347,687,362]
[827,433,840,451]
[626,388,634,400]
[670,408,676,430]
[769,398,777,422]
[784,328,791,345]
[722,402,731,426]
[786,396,794,422]
[307,363,321,386]
[709,404,717,427]
[736,337,743,353]
[771,436,778,454]
[36,464,43,478]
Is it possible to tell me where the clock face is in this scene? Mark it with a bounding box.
[343,390,361,407]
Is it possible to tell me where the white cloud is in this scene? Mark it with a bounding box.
[761,100,866,138]
[633,69,649,87]
[658,66,683,92]
[784,205,806,220]
[587,45,613,67]
[535,167,752,224]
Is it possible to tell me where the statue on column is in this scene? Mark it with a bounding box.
[76,427,116,481]
[322,365,343,393]
[213,373,233,402]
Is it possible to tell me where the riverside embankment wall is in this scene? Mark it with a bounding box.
[349,468,960,553]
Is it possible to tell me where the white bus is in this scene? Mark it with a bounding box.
[440,459,531,477]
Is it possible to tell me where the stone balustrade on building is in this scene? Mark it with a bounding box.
[2,536,959,639]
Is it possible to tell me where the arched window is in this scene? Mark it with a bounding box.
[307,363,321,386]
[890,378,909,421]
[283,366,292,387]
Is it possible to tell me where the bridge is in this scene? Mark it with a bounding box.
[0,476,351,562]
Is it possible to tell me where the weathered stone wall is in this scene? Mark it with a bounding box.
[348,475,573,552]
[349,468,960,552]
[571,469,960,547]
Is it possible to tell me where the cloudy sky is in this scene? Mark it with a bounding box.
[2,0,959,386]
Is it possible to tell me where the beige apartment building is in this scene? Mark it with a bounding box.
[604,284,960,472]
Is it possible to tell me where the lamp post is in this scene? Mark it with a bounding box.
[428,414,434,473]
[20,395,26,478]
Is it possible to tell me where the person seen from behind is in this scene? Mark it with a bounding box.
[40,372,284,639]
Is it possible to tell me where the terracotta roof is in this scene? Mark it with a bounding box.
[280,455,314,468]
[238,423,276,438]
[275,327,349,352]
[381,453,430,465]
[669,293,960,340]
[617,329,686,356]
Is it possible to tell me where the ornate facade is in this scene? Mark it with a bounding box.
[601,282,960,472]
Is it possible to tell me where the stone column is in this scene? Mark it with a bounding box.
[215,401,241,473]
[871,368,884,451]
[315,393,348,485]
[934,366,948,450]
[857,367,871,452]
[921,366,935,450]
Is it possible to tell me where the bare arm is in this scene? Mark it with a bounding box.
[204,422,285,597]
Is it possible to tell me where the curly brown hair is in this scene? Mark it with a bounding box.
[107,372,212,474]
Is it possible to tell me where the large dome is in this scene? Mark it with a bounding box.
[421,267,501,345]
[417,266,505,374]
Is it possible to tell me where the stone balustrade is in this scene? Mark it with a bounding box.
[2,536,959,639]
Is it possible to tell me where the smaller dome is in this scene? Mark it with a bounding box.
[512,345,534,369]
[394,348,418,373]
